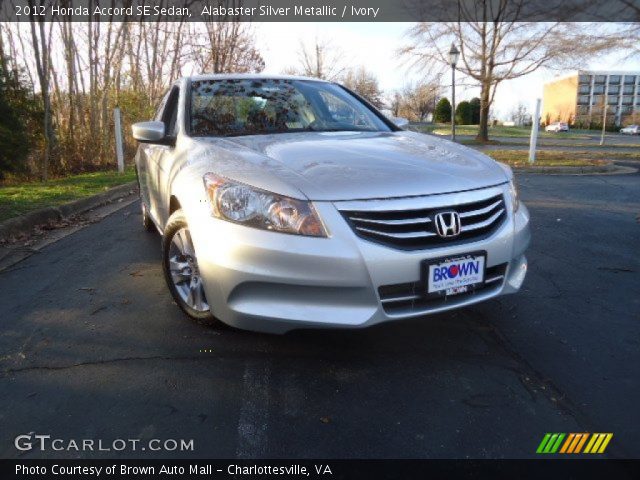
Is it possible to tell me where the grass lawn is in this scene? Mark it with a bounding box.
[415,124,593,140]
[485,149,639,167]
[0,168,137,222]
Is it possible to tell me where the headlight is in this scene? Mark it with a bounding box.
[203,173,327,237]
[497,162,520,212]
[509,178,520,212]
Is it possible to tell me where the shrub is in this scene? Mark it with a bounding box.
[455,100,472,125]
[433,97,451,123]
[469,97,480,124]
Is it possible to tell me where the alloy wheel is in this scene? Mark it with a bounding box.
[167,227,209,312]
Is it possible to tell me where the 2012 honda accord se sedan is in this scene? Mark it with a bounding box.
[132,74,530,333]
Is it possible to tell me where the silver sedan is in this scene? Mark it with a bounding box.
[132,74,530,333]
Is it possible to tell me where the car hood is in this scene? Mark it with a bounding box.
[191,131,508,201]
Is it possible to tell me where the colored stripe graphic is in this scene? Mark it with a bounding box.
[536,433,565,453]
[574,433,589,453]
[584,433,613,454]
[550,433,565,453]
[559,433,575,453]
[538,433,613,454]
[584,434,598,453]
[597,434,613,453]
[544,434,559,453]
[593,433,607,452]
[567,433,583,453]
[536,433,552,453]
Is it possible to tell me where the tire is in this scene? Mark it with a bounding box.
[162,209,219,323]
[141,201,155,232]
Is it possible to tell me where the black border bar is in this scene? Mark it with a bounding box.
[3,459,640,480]
[3,0,640,22]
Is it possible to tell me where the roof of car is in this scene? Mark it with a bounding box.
[185,73,331,83]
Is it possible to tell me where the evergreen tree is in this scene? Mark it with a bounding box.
[0,65,40,180]
[469,97,481,124]
[455,100,472,125]
[433,98,451,123]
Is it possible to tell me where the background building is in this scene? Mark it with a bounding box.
[543,70,640,128]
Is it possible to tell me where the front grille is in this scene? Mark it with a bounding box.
[378,263,508,315]
[340,194,507,250]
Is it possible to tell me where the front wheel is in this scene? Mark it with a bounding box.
[162,209,218,323]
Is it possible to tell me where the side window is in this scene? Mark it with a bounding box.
[162,87,180,137]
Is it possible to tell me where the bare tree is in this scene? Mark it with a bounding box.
[342,66,384,108]
[2,4,268,177]
[389,91,402,117]
[289,37,346,81]
[125,20,188,103]
[1,23,36,90]
[401,2,619,141]
[188,20,264,75]
[59,17,78,149]
[611,1,640,58]
[394,80,442,122]
[509,102,530,126]
[27,5,54,181]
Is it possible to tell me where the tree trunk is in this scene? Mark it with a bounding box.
[61,20,76,153]
[476,81,491,143]
[29,12,53,181]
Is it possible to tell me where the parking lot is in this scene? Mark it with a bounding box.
[0,170,638,459]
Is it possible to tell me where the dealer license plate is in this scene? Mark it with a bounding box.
[427,254,485,295]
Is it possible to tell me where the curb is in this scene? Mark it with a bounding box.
[0,181,138,242]
[513,163,620,174]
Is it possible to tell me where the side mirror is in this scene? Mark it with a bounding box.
[132,121,166,143]
[392,117,409,128]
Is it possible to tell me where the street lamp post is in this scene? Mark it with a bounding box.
[449,43,460,141]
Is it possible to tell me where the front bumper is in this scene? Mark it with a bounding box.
[188,185,531,333]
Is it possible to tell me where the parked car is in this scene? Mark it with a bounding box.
[545,122,569,133]
[620,125,640,135]
[132,74,530,333]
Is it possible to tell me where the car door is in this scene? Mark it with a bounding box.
[142,86,179,228]
[137,90,169,221]
[152,85,180,227]
[137,89,173,226]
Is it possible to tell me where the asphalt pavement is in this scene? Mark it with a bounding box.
[0,171,638,459]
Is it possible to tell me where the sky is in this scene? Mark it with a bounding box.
[255,22,640,120]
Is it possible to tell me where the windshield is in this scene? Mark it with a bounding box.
[189,78,391,137]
